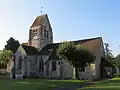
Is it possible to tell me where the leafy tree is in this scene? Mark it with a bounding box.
[56,41,75,60]
[56,41,95,79]
[104,43,114,61]
[114,54,120,67]
[74,45,95,71]
[5,37,20,53]
[0,50,13,68]
[113,54,120,75]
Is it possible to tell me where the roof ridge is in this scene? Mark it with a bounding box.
[30,14,48,28]
[53,37,102,44]
[36,14,47,18]
[74,37,102,42]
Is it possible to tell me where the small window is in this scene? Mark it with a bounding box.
[44,30,46,37]
[46,31,49,38]
[52,61,56,71]
[33,30,35,32]
[18,56,22,69]
[39,59,44,72]
[58,62,60,65]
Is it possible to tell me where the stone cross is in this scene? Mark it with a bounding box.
[41,7,43,15]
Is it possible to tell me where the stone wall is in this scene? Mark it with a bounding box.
[60,61,74,79]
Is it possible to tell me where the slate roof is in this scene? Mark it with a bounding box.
[21,45,38,55]
[30,14,47,28]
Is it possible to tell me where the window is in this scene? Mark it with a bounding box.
[44,30,49,38]
[39,58,44,72]
[18,56,22,69]
[52,61,56,71]
[44,30,46,37]
[33,30,35,32]
[46,31,49,38]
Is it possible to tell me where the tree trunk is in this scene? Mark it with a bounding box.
[75,67,79,79]
[79,66,85,72]
[12,56,16,79]
[12,59,16,79]
[81,67,85,72]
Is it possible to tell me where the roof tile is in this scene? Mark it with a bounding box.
[30,14,47,28]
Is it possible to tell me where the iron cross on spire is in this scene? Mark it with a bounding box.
[41,6,43,15]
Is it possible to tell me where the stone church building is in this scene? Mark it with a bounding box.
[7,14,106,80]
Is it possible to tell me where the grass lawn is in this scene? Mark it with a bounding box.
[0,76,85,90]
[77,78,120,90]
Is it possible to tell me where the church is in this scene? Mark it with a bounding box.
[7,14,107,80]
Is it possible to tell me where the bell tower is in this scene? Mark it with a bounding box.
[29,14,53,50]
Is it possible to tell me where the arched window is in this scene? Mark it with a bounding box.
[18,56,22,69]
[39,57,44,72]
[52,61,56,71]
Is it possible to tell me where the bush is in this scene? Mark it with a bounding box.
[113,73,120,77]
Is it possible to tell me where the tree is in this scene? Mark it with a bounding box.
[113,54,120,75]
[56,41,75,60]
[74,45,95,71]
[0,50,13,68]
[114,54,120,67]
[5,37,20,53]
[56,41,95,79]
[104,43,114,61]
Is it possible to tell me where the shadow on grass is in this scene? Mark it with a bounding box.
[77,78,120,90]
[0,76,86,90]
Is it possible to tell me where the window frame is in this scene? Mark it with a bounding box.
[52,61,56,71]
[18,56,22,69]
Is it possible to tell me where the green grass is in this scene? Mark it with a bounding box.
[0,76,84,90]
[77,78,120,90]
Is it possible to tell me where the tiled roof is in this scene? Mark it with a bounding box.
[22,42,28,46]
[30,14,47,28]
[48,47,59,60]
[48,37,103,60]
[38,43,59,55]
[22,45,38,55]
[21,37,103,60]
[74,37,102,44]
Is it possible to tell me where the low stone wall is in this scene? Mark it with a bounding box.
[78,72,93,80]
[0,69,6,74]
